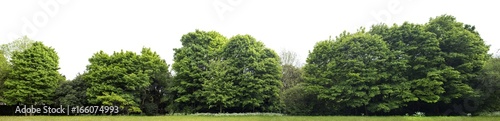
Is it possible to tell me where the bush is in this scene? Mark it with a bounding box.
[142,102,159,116]
[282,84,314,115]
[478,111,500,116]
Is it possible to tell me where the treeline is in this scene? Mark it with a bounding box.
[0,15,499,116]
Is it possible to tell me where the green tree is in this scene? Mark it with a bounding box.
[0,36,35,60]
[425,15,489,103]
[54,74,88,106]
[0,52,11,102]
[201,60,237,113]
[0,36,34,102]
[84,50,142,113]
[220,35,283,112]
[170,30,228,113]
[367,15,489,114]
[3,41,64,105]
[279,50,303,91]
[85,48,170,114]
[138,48,172,115]
[304,30,412,114]
[282,84,317,115]
[370,22,445,104]
[0,52,9,80]
[475,57,500,113]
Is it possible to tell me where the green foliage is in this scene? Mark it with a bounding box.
[170,30,228,113]
[54,74,88,106]
[279,50,303,91]
[370,22,445,104]
[0,52,10,102]
[302,14,490,115]
[282,65,302,90]
[425,15,489,103]
[281,65,302,91]
[305,30,411,113]
[0,15,494,116]
[139,48,172,115]
[0,36,35,60]
[201,60,237,113]
[475,57,500,112]
[2,41,64,105]
[282,84,315,115]
[367,15,489,114]
[220,35,283,112]
[97,92,127,106]
[1,36,34,102]
[142,102,159,116]
[84,48,171,114]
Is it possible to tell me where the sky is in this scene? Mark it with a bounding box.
[0,0,499,80]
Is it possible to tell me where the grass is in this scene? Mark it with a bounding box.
[0,116,499,121]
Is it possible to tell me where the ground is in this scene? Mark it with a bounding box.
[0,116,499,121]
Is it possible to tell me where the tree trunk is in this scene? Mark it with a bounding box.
[219,105,222,113]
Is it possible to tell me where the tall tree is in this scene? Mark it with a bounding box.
[304,30,412,114]
[0,52,9,80]
[279,50,303,91]
[1,36,34,102]
[475,57,500,112]
[370,22,445,104]
[0,52,10,102]
[84,48,170,114]
[425,15,489,103]
[170,30,228,113]
[0,36,35,61]
[3,41,64,105]
[221,35,283,112]
[201,60,237,113]
[138,48,172,115]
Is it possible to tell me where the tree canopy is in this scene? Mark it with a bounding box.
[84,48,171,114]
[220,35,283,112]
[170,30,228,113]
[2,41,64,105]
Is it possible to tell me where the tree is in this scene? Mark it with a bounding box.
[1,36,34,103]
[3,41,64,105]
[138,48,172,115]
[425,15,489,103]
[370,22,445,105]
[281,65,302,91]
[170,30,228,113]
[84,48,170,114]
[0,52,11,102]
[0,36,35,60]
[220,35,283,112]
[84,50,143,113]
[54,74,88,106]
[280,49,300,66]
[365,15,490,115]
[0,52,9,80]
[201,60,237,113]
[304,29,413,114]
[279,50,303,91]
[475,57,500,112]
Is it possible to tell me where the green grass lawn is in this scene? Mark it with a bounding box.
[0,116,499,121]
